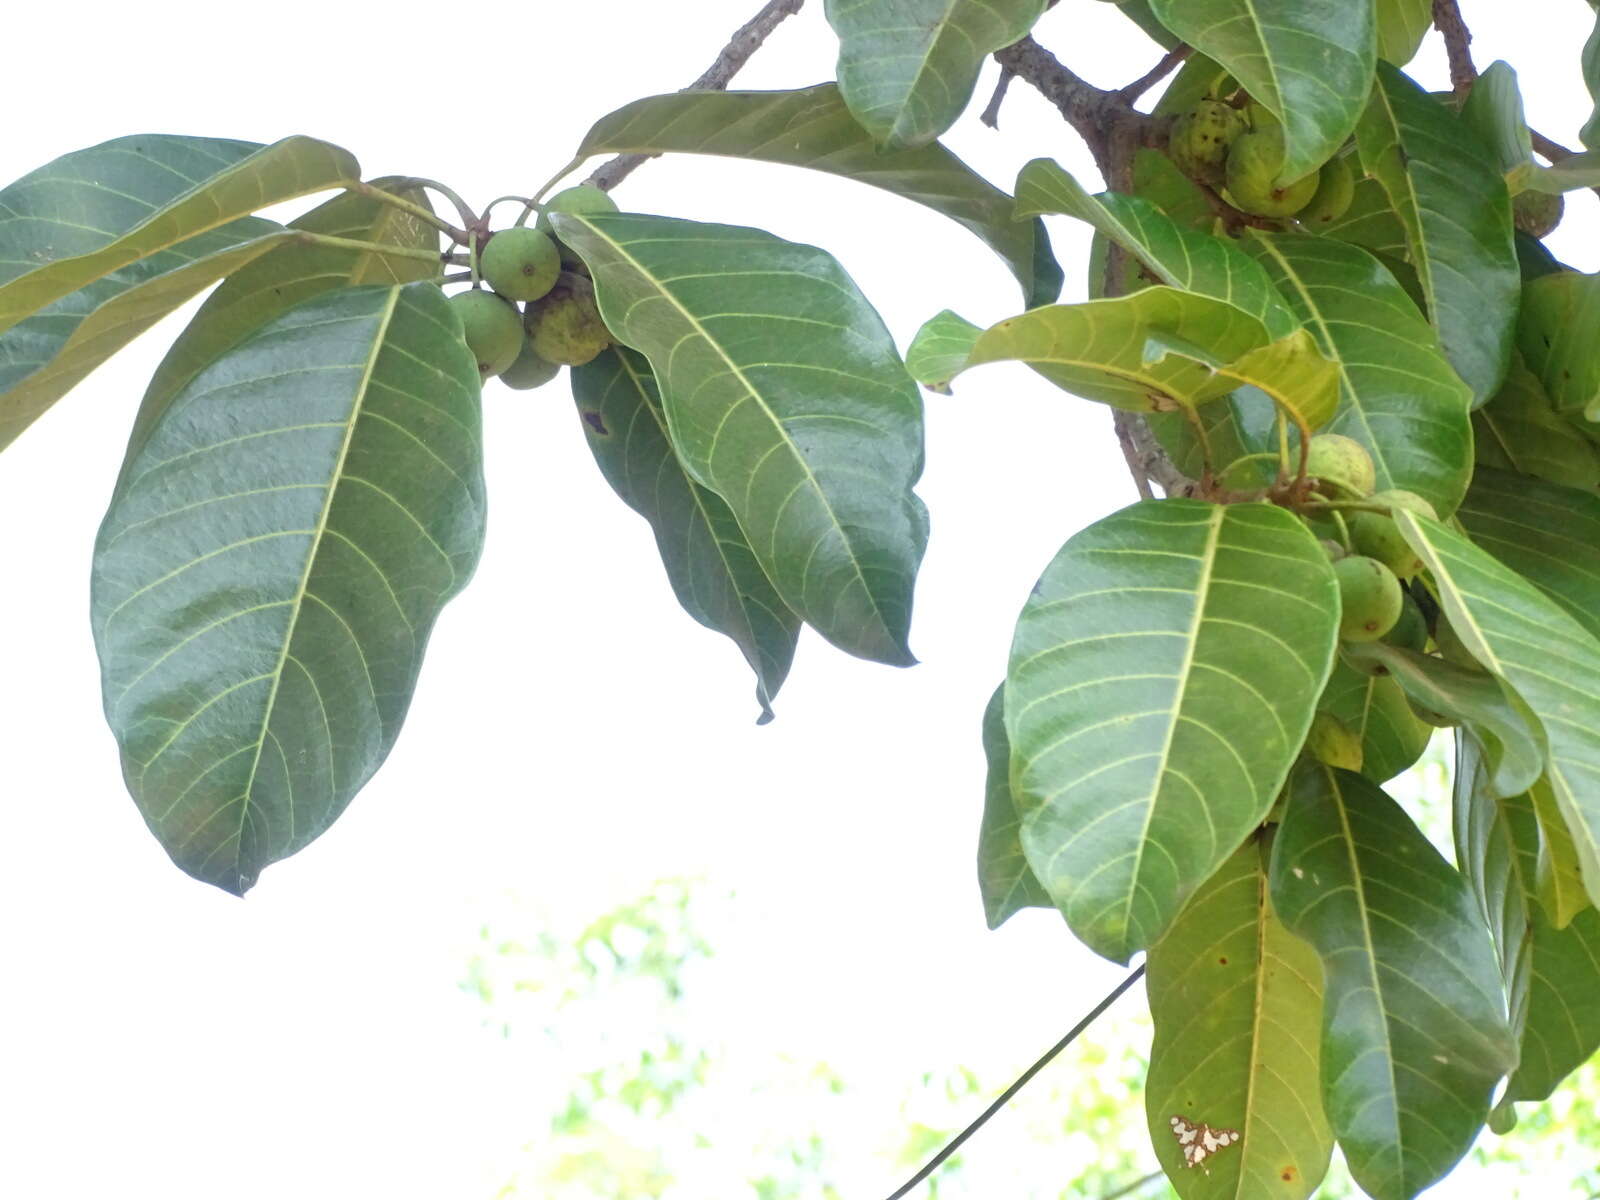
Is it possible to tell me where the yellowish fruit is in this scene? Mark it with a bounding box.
[449,289,523,377]
[1225,127,1319,217]
[1513,190,1564,239]
[1335,555,1405,643]
[1305,433,1376,498]
[481,227,561,303]
[1306,712,1364,771]
[1168,100,1247,187]
[1297,156,1356,226]
[1350,489,1437,580]
[526,276,613,366]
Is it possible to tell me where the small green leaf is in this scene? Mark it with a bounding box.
[905,309,981,391]
[1376,0,1432,66]
[1270,763,1516,1200]
[1014,159,1299,338]
[1398,509,1600,912]
[1008,499,1338,962]
[977,683,1052,928]
[569,84,1061,306]
[1148,0,1376,185]
[91,283,486,894]
[825,0,1047,150]
[1471,356,1600,492]
[571,347,800,722]
[1244,232,1474,515]
[1357,64,1520,404]
[1522,150,1600,193]
[554,212,927,667]
[1460,62,1535,185]
[1517,270,1600,421]
[1145,835,1333,1198]
[1317,656,1432,784]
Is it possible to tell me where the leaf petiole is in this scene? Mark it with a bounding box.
[294,231,446,272]
[350,182,468,244]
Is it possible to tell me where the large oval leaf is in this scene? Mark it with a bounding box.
[91,283,486,894]
[825,0,1047,150]
[1244,232,1474,516]
[1007,499,1338,963]
[569,84,1060,307]
[1356,64,1520,404]
[1398,509,1600,912]
[1376,0,1431,66]
[1148,0,1376,185]
[977,682,1053,929]
[1145,835,1333,1198]
[1270,764,1516,1200]
[552,212,927,667]
[0,134,362,448]
[571,347,800,723]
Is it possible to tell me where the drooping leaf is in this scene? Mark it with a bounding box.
[91,283,486,894]
[1376,0,1432,66]
[1471,356,1600,492]
[1148,0,1376,185]
[569,84,1061,306]
[1517,270,1600,421]
[122,180,443,469]
[1356,64,1520,404]
[917,286,1338,429]
[904,309,981,391]
[1145,834,1332,1198]
[1014,159,1299,338]
[1316,655,1432,784]
[1522,149,1600,193]
[824,0,1047,150]
[1460,62,1535,187]
[1270,763,1516,1200]
[1526,776,1593,929]
[977,683,1052,929]
[1007,499,1338,962]
[1244,232,1474,515]
[1397,509,1600,911]
[553,212,927,667]
[0,134,362,448]
[571,347,800,722]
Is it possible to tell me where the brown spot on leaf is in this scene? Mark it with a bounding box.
[1217,956,1229,966]
[581,410,608,435]
[1282,1167,1297,1182]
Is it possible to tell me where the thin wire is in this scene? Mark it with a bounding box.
[882,963,1147,1200]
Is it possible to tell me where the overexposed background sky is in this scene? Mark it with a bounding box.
[2,3,1596,1197]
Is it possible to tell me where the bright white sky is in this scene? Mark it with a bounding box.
[1,3,1595,1197]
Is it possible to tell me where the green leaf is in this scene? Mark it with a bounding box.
[1455,465,1600,645]
[977,683,1053,929]
[571,347,800,722]
[824,0,1047,150]
[1145,835,1333,1198]
[1270,763,1516,1200]
[1108,0,1180,48]
[1582,8,1600,150]
[1460,62,1535,186]
[904,308,981,391]
[1319,177,1411,260]
[1013,159,1300,338]
[1517,270,1600,421]
[553,212,927,667]
[1007,499,1338,962]
[1376,0,1432,65]
[1341,642,1543,797]
[1397,509,1600,912]
[1471,356,1600,491]
[1455,737,1600,1107]
[1356,64,1520,404]
[1148,0,1376,184]
[1522,150,1600,193]
[569,84,1061,307]
[1527,776,1593,929]
[1317,656,1432,784]
[90,283,486,894]
[923,286,1338,429]
[1244,232,1474,515]
[0,134,362,448]
[123,180,443,469]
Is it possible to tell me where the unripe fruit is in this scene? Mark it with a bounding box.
[1168,100,1247,187]
[1335,555,1405,642]
[1297,156,1356,226]
[480,227,561,303]
[1382,590,1430,652]
[1306,711,1364,771]
[1224,127,1319,217]
[1305,433,1376,498]
[1513,190,1564,239]
[1350,489,1437,580]
[450,289,524,378]
[526,275,613,366]
[536,184,619,235]
[499,336,562,390]
[1319,538,1347,562]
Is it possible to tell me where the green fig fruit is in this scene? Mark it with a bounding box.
[1168,100,1247,187]
[1306,711,1364,771]
[1297,156,1356,226]
[1304,433,1376,498]
[499,336,562,390]
[1382,589,1430,652]
[450,289,524,377]
[536,184,619,235]
[1513,189,1564,239]
[1224,127,1319,217]
[1349,489,1437,580]
[526,275,613,366]
[1334,555,1404,642]
[480,227,561,303]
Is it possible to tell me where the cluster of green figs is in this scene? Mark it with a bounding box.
[449,184,620,389]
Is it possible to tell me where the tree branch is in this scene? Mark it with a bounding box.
[979,67,1017,129]
[1118,44,1191,105]
[992,35,1148,173]
[1432,0,1478,98]
[586,0,806,192]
